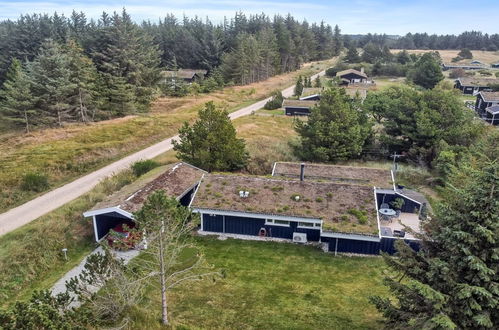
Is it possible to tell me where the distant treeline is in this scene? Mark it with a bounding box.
[347,31,499,51]
[0,10,341,131]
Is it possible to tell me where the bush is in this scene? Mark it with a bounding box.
[264,90,283,110]
[347,208,368,225]
[21,172,49,192]
[457,48,473,59]
[495,72,499,78]
[478,70,492,76]
[449,68,465,79]
[451,56,462,63]
[131,160,160,177]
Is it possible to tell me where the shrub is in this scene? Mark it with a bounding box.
[449,68,465,79]
[495,72,499,78]
[21,172,49,192]
[347,208,368,225]
[264,90,283,110]
[315,197,323,203]
[478,70,492,76]
[457,48,473,59]
[131,160,160,177]
[390,197,405,210]
[451,56,462,63]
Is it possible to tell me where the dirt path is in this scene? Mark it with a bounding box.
[0,70,325,237]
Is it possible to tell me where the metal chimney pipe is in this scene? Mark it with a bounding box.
[300,163,305,181]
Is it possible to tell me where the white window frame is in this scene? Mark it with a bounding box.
[265,219,290,227]
[297,222,322,229]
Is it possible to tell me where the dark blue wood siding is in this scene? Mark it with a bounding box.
[179,186,197,206]
[376,192,420,213]
[202,213,321,241]
[322,236,380,255]
[225,216,264,236]
[285,107,311,116]
[95,212,132,240]
[380,237,421,254]
[202,214,223,232]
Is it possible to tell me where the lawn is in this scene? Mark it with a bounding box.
[128,236,388,329]
[0,57,337,213]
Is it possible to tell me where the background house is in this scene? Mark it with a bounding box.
[282,99,317,116]
[442,62,488,70]
[336,68,369,84]
[475,91,499,125]
[161,69,208,84]
[454,77,499,95]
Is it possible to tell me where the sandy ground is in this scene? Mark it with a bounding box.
[0,70,325,237]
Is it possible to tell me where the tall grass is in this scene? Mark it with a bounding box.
[0,170,135,307]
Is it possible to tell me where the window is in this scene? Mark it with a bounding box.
[298,222,322,229]
[265,219,290,227]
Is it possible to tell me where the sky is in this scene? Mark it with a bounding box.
[0,0,498,35]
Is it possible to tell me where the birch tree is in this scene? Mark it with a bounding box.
[134,191,221,325]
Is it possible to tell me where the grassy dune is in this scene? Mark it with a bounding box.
[0,58,336,213]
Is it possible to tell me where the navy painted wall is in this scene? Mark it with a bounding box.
[202,214,321,241]
[377,192,420,213]
[285,107,311,116]
[379,237,421,254]
[322,236,380,255]
[339,72,366,82]
[179,186,197,206]
[95,212,132,240]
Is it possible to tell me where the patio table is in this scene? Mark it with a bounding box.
[379,208,396,216]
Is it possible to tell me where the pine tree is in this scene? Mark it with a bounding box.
[91,10,161,115]
[294,75,304,96]
[332,24,343,56]
[371,161,499,329]
[0,59,37,132]
[173,101,249,172]
[65,40,99,122]
[407,52,444,89]
[313,76,322,88]
[27,39,75,126]
[345,44,361,63]
[295,87,372,161]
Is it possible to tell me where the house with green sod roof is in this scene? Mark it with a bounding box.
[83,161,425,255]
[190,162,424,255]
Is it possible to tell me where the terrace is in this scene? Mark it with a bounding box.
[376,188,424,240]
[191,174,379,235]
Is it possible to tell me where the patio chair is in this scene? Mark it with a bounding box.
[380,203,389,209]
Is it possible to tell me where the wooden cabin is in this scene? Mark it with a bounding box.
[454,77,499,95]
[161,69,208,84]
[442,63,488,70]
[336,68,369,84]
[282,99,318,116]
[475,92,499,125]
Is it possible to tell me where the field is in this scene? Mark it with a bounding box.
[128,237,387,329]
[0,58,336,213]
[391,49,499,64]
